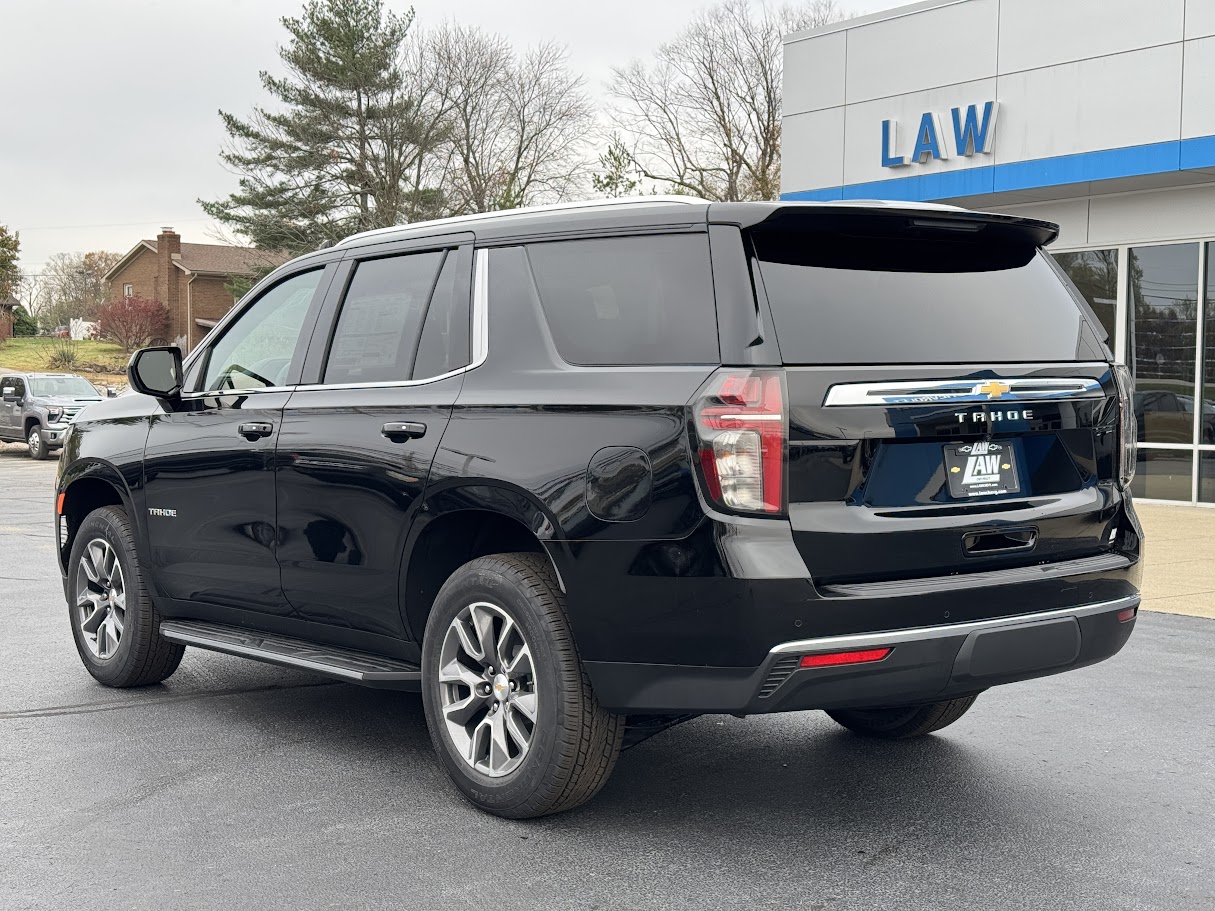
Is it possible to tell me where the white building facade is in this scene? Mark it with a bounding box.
[781,0,1215,504]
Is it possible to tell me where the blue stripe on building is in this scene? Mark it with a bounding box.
[781,134,1215,203]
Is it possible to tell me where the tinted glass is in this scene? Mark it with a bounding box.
[412,251,470,380]
[753,232,1099,364]
[526,234,717,366]
[1131,448,1193,501]
[200,269,321,391]
[1200,452,1215,504]
[1129,244,1198,445]
[1052,249,1118,342]
[325,251,444,384]
[29,376,100,397]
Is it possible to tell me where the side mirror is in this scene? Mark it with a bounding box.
[1,387,16,402]
[127,347,183,399]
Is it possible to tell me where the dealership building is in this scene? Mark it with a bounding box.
[781,0,1215,505]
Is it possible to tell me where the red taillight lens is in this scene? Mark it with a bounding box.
[799,648,893,668]
[691,369,786,514]
[1117,607,1137,623]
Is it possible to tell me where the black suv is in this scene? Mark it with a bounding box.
[56,198,1142,818]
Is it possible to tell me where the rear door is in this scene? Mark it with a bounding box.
[275,237,473,638]
[746,209,1120,584]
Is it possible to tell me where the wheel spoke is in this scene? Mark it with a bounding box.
[469,715,492,765]
[454,617,484,662]
[489,709,511,771]
[504,704,532,751]
[505,644,533,678]
[494,615,516,671]
[438,659,482,690]
[469,605,495,665]
[82,543,104,584]
[102,546,118,585]
[110,606,124,636]
[80,600,107,635]
[511,691,538,723]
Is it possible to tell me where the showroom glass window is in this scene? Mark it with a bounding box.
[1052,249,1118,344]
[1128,243,1198,500]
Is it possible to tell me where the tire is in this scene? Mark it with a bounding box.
[826,694,979,740]
[27,426,47,460]
[67,506,184,687]
[421,552,624,819]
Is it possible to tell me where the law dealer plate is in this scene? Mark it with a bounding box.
[944,441,1020,498]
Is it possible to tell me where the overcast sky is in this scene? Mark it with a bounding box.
[0,0,896,276]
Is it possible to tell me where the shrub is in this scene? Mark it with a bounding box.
[47,338,80,369]
[96,296,169,352]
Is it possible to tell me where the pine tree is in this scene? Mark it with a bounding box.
[201,0,434,255]
[0,224,19,301]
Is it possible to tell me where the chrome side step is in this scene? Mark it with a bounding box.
[159,620,422,689]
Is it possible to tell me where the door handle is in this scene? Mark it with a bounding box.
[238,421,274,440]
[381,421,426,441]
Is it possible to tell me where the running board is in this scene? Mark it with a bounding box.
[159,620,422,690]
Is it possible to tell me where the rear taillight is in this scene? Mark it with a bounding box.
[691,368,786,515]
[1113,364,1137,488]
[799,648,892,668]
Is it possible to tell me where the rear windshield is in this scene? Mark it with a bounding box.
[752,226,1106,365]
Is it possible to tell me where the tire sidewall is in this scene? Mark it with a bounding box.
[67,510,139,683]
[421,562,570,815]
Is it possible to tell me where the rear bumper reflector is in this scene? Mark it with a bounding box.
[799,647,893,668]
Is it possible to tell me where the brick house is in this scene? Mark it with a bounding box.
[0,295,17,341]
[104,228,288,351]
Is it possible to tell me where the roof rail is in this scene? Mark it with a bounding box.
[333,195,709,248]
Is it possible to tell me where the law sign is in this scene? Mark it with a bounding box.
[881,101,999,168]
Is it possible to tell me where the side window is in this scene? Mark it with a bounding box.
[199,269,321,392]
[412,251,471,380]
[10,377,26,399]
[324,251,445,385]
[525,234,718,366]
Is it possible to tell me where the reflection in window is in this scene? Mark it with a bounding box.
[1131,448,1193,501]
[1052,249,1118,343]
[1200,453,1215,504]
[1129,244,1198,445]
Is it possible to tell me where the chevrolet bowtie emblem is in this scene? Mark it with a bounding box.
[978,380,1011,399]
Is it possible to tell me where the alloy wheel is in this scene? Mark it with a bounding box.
[75,538,126,660]
[27,428,41,458]
[437,601,538,778]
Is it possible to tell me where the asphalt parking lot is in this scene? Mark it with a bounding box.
[1,444,1212,911]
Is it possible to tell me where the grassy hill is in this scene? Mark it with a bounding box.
[0,338,129,386]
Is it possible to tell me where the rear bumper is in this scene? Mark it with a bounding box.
[585,594,1138,714]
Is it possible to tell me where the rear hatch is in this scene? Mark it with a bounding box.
[748,207,1123,585]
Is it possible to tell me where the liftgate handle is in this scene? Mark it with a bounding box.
[381,421,427,441]
[237,421,274,440]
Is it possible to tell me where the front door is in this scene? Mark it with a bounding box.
[142,267,330,615]
[275,243,473,638]
[0,376,22,440]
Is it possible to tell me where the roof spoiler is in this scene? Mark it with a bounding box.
[719,203,1060,247]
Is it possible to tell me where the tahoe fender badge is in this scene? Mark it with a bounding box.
[148,508,177,518]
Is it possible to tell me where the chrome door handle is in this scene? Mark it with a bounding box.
[238,421,274,440]
[382,421,426,441]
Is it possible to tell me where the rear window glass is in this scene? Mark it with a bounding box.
[752,228,1104,364]
[526,234,718,366]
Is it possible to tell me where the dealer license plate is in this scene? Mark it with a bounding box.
[943,441,1020,498]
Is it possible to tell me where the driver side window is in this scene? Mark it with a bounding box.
[197,269,322,392]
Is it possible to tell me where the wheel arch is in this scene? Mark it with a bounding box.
[57,461,138,575]
[400,481,573,643]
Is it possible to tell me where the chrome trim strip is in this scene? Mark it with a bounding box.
[822,377,1105,407]
[769,594,1139,656]
[181,385,296,399]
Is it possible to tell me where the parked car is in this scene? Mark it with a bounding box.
[54,197,1142,818]
[1134,389,1215,444]
[0,372,103,458]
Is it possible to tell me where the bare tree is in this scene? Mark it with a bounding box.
[608,0,846,201]
[37,250,122,327]
[424,25,595,214]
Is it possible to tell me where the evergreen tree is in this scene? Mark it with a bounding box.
[201,0,434,255]
[591,134,641,198]
[0,224,19,301]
